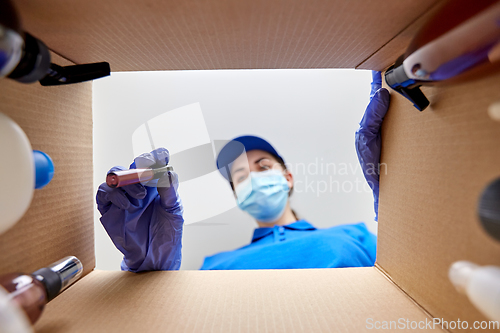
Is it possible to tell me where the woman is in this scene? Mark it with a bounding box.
[96,71,389,272]
[200,135,377,269]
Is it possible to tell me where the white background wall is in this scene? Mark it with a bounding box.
[93,69,376,270]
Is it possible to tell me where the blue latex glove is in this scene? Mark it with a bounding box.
[96,147,183,272]
[355,71,390,221]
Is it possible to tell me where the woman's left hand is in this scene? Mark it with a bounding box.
[355,71,390,221]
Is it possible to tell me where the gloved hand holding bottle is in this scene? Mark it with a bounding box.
[96,147,183,272]
[355,71,391,221]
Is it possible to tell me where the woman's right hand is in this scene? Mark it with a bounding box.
[95,147,184,272]
[97,147,182,214]
[96,165,148,214]
[131,147,182,213]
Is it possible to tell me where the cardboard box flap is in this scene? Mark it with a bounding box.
[0,53,95,277]
[378,71,500,328]
[35,267,442,332]
[14,0,439,72]
[356,0,446,71]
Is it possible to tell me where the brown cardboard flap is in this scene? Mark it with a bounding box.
[0,53,95,277]
[356,0,446,71]
[378,71,500,330]
[14,0,439,71]
[34,268,442,333]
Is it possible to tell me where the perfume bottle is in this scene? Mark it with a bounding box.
[0,256,82,324]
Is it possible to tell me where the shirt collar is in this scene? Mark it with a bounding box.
[251,220,316,242]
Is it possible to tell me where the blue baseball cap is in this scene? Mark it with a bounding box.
[216,135,284,181]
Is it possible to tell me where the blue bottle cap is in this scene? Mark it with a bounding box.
[33,150,54,189]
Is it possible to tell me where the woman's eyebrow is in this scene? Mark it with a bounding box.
[254,157,270,165]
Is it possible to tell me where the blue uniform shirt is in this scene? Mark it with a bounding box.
[200,220,376,270]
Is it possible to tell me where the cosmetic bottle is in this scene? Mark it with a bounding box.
[0,112,54,235]
[0,256,82,325]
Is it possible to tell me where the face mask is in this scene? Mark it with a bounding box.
[235,169,290,223]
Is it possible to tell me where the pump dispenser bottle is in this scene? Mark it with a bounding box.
[0,256,82,325]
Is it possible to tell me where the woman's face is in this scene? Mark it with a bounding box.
[230,149,293,191]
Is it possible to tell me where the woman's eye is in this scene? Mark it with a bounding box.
[261,165,270,170]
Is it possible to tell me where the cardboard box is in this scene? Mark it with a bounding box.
[1,0,500,332]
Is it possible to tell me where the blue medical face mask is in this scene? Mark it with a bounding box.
[234,169,290,223]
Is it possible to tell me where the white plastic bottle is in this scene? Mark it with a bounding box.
[0,113,54,235]
[449,261,500,321]
[0,112,34,234]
